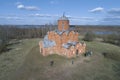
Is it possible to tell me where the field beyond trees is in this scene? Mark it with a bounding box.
[0,38,120,80]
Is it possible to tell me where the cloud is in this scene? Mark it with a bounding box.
[103,17,120,21]
[17,4,24,9]
[16,2,40,11]
[71,17,94,20]
[89,7,104,13]
[31,13,93,21]
[69,16,97,21]
[100,16,120,25]
[6,17,24,20]
[24,6,40,11]
[29,14,97,21]
[50,0,58,4]
[107,8,120,15]
[100,8,120,25]
[0,16,24,20]
[30,13,59,17]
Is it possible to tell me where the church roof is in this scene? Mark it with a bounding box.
[59,14,68,20]
[43,35,56,48]
[62,41,78,49]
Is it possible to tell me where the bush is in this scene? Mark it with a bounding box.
[83,31,96,41]
[0,40,7,53]
[0,28,8,53]
[103,33,120,46]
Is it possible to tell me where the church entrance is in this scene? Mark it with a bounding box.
[76,49,78,57]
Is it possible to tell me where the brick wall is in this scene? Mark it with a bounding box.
[58,20,69,31]
[39,41,86,58]
[39,31,86,58]
[48,31,79,46]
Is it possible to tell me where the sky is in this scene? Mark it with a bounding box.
[0,0,120,25]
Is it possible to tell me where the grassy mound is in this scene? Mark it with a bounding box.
[0,39,120,80]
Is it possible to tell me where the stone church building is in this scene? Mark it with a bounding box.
[39,14,86,58]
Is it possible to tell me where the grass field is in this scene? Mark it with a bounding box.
[0,38,120,80]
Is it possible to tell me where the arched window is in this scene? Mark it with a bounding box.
[41,48,43,53]
[76,49,79,57]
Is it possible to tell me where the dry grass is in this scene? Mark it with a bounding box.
[0,39,40,80]
[0,38,120,80]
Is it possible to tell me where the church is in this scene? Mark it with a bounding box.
[39,14,86,58]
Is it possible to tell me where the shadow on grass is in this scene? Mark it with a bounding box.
[1,47,13,53]
[6,40,21,46]
[0,40,22,54]
[102,51,120,61]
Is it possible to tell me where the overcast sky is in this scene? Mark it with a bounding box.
[0,0,120,25]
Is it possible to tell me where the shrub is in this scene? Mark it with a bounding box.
[0,40,7,53]
[0,28,8,53]
[103,33,120,46]
[83,31,96,41]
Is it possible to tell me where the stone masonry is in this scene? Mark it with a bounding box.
[39,14,86,58]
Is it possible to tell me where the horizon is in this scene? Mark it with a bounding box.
[1,24,120,27]
[0,0,120,25]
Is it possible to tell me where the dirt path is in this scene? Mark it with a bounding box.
[10,45,120,80]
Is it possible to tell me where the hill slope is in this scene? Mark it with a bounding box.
[0,39,120,80]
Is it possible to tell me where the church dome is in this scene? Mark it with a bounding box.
[59,14,68,20]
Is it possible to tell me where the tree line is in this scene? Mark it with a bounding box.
[0,25,57,53]
[83,31,120,46]
[0,25,120,53]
